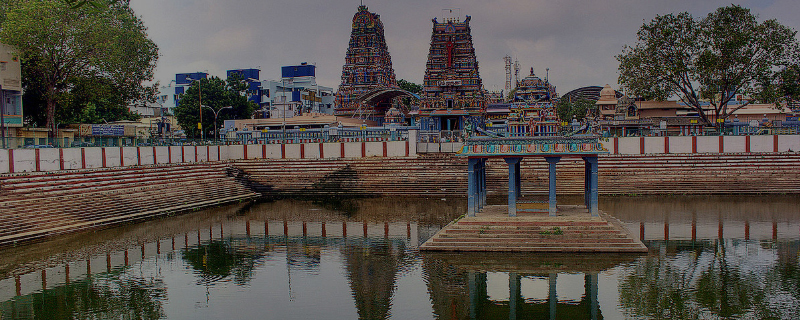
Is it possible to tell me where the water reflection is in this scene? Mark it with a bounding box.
[619,240,800,319]
[421,253,637,320]
[0,196,797,319]
[2,272,166,319]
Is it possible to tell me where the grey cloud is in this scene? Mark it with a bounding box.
[131,0,800,94]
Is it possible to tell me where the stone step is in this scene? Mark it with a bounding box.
[432,236,634,242]
[419,244,647,253]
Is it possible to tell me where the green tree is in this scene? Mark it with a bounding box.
[556,98,595,122]
[617,5,800,126]
[174,76,256,138]
[0,0,158,137]
[397,79,422,94]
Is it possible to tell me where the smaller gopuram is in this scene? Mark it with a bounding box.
[419,14,485,132]
[335,5,399,121]
[507,68,560,136]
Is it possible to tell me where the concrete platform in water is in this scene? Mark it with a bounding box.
[420,205,648,253]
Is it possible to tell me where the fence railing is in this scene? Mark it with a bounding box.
[231,126,416,144]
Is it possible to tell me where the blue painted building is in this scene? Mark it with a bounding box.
[0,43,23,143]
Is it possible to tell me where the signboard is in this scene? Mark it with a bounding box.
[91,124,125,136]
[458,141,608,156]
[438,80,462,86]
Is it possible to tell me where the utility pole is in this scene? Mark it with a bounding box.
[0,84,5,149]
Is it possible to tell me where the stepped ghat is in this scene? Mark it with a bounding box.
[420,136,647,252]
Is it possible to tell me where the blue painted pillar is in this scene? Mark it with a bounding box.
[545,157,561,216]
[468,271,477,320]
[479,159,486,210]
[509,272,520,320]
[515,161,522,202]
[584,161,590,208]
[587,272,599,320]
[505,157,521,217]
[549,273,557,320]
[468,158,478,216]
[583,157,599,216]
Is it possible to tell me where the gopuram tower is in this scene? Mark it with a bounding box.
[335,5,398,121]
[419,15,485,131]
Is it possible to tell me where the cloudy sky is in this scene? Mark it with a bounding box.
[130,0,800,96]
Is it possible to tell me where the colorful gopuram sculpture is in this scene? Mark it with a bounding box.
[507,68,560,136]
[419,15,486,132]
[335,5,398,121]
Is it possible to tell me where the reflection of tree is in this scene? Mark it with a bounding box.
[342,239,411,320]
[618,240,795,319]
[182,240,265,285]
[1,272,166,320]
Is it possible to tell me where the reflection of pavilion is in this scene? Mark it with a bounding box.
[422,252,638,320]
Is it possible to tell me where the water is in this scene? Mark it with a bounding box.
[0,196,798,319]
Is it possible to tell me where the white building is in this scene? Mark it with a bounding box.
[262,63,334,118]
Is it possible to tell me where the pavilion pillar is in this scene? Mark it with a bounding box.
[505,157,522,217]
[468,271,477,320]
[477,159,485,210]
[585,272,599,320]
[509,272,520,320]
[515,160,521,202]
[584,160,590,208]
[549,273,557,320]
[545,157,561,216]
[583,156,599,216]
[482,159,487,209]
[468,158,478,217]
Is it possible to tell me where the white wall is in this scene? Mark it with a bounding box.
[284,144,301,158]
[724,136,747,153]
[322,143,341,159]
[138,147,154,165]
[7,134,797,175]
[344,143,361,158]
[364,142,383,157]
[62,148,82,170]
[84,148,103,168]
[39,148,60,171]
[695,136,716,153]
[750,135,773,153]
[105,147,122,168]
[303,143,321,159]
[643,137,664,154]
[779,135,800,152]
[670,137,693,154]
[617,137,640,154]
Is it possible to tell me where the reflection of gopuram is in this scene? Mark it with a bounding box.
[341,239,411,320]
[419,14,486,132]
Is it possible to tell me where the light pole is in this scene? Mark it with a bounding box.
[0,84,5,149]
[202,105,232,141]
[186,77,204,140]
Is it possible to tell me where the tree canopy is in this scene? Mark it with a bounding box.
[556,98,595,123]
[174,75,256,138]
[397,79,422,95]
[617,5,800,125]
[0,0,158,136]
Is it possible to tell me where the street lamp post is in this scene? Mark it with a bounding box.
[202,105,232,141]
[186,77,204,141]
[0,84,5,149]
